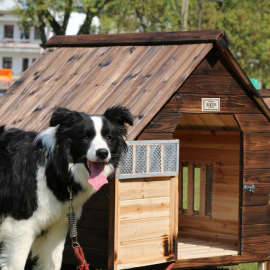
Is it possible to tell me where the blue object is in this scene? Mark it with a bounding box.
[250,78,259,89]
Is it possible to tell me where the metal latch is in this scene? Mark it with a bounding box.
[243,184,255,193]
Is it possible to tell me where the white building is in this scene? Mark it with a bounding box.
[0,0,42,81]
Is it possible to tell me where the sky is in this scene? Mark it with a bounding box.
[66,13,100,35]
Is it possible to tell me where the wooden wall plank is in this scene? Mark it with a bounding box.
[180,215,238,237]
[191,53,228,75]
[138,132,174,140]
[119,217,170,243]
[244,168,270,182]
[142,112,182,134]
[180,74,245,95]
[118,236,171,267]
[119,177,170,201]
[174,130,241,150]
[177,114,238,129]
[241,236,270,255]
[244,151,270,169]
[242,205,270,225]
[235,114,270,132]
[119,197,170,220]
[244,132,270,151]
[175,94,260,114]
[242,224,270,238]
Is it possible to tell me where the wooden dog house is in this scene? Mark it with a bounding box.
[1,30,270,269]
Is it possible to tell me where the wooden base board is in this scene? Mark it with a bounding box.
[178,238,238,260]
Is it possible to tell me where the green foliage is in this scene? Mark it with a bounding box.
[100,0,182,33]
[222,262,258,270]
[101,0,270,88]
[215,0,270,88]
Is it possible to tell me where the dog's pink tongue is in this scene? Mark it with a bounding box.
[88,162,108,191]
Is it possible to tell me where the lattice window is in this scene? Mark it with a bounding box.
[117,140,179,179]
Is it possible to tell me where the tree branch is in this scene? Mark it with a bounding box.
[78,7,93,34]
[42,9,63,34]
[37,13,48,48]
[62,0,73,32]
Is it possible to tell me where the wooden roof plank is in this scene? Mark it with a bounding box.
[46,30,226,48]
[77,46,160,113]
[94,45,180,114]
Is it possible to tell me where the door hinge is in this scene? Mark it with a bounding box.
[243,184,255,193]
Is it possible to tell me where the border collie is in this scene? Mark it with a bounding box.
[0,106,133,270]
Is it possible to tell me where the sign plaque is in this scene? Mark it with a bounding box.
[202,98,220,112]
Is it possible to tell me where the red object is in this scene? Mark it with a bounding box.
[165,262,175,270]
[73,245,89,270]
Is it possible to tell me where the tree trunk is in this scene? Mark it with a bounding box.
[198,0,203,30]
[181,0,189,31]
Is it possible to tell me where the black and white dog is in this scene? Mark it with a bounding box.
[0,106,133,270]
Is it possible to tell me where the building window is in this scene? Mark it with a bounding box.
[34,27,40,40]
[3,57,12,69]
[22,58,29,71]
[4,25,14,39]
[20,30,30,40]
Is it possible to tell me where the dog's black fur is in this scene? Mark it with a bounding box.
[0,105,133,270]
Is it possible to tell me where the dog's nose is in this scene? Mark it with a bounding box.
[96,148,109,160]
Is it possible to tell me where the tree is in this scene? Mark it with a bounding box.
[181,0,189,30]
[196,0,270,88]
[99,0,182,33]
[16,0,113,47]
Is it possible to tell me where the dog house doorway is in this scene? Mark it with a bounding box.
[174,113,242,260]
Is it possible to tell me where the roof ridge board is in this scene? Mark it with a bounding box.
[46,30,226,48]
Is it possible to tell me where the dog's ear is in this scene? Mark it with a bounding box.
[104,106,133,127]
[50,107,83,127]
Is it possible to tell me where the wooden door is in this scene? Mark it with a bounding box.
[108,140,179,270]
[110,176,178,270]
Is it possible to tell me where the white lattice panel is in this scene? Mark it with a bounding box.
[116,140,179,179]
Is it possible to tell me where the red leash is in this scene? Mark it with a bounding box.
[67,186,90,270]
[73,243,89,270]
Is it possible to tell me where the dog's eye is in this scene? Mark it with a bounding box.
[82,137,89,142]
[106,135,112,142]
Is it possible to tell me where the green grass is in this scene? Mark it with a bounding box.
[222,262,258,270]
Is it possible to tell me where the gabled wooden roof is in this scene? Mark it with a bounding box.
[0,30,268,139]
